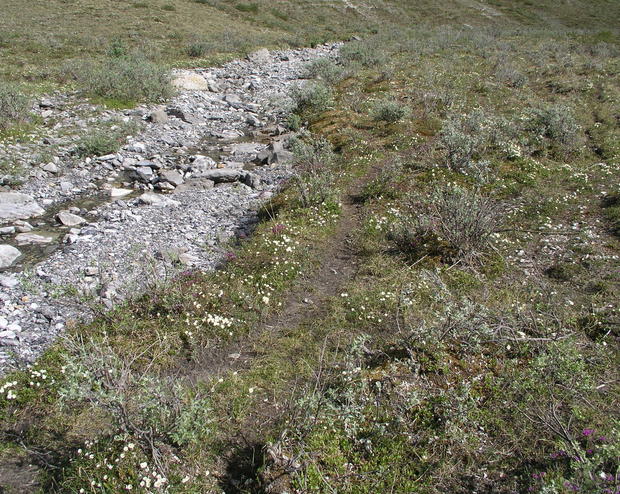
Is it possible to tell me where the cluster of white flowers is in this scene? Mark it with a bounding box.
[27,366,51,388]
[205,313,234,329]
[0,380,17,400]
[139,461,168,489]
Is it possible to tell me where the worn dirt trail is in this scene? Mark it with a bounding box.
[214,168,379,493]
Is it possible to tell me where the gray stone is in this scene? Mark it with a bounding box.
[60,181,73,193]
[207,80,221,92]
[271,150,294,165]
[247,48,271,64]
[172,71,211,90]
[188,156,217,175]
[0,193,45,222]
[159,170,184,187]
[57,211,87,227]
[241,172,261,189]
[15,233,54,246]
[131,166,155,183]
[246,114,260,127]
[42,163,59,174]
[0,227,15,235]
[110,188,133,198]
[195,168,242,183]
[174,179,215,193]
[166,107,202,124]
[137,193,180,207]
[126,142,147,154]
[0,245,21,268]
[149,109,168,124]
[14,221,33,233]
[0,274,19,288]
[136,160,161,170]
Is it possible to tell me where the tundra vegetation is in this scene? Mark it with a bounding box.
[0,1,619,493]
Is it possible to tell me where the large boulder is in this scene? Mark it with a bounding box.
[172,71,210,91]
[247,48,271,64]
[159,170,184,187]
[0,245,21,268]
[0,193,45,223]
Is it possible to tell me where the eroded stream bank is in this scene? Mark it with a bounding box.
[0,44,339,372]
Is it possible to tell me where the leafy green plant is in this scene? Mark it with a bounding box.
[74,131,122,157]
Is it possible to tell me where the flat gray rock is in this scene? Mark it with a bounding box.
[0,193,45,222]
[15,233,54,246]
[57,211,87,227]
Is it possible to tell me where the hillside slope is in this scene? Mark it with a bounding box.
[1,0,619,82]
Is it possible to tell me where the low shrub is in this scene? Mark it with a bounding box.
[439,110,491,172]
[338,40,387,68]
[390,184,502,262]
[370,98,410,123]
[235,3,259,14]
[186,39,212,58]
[290,82,333,114]
[290,137,339,208]
[71,52,173,104]
[526,104,582,156]
[74,122,139,157]
[494,62,528,88]
[303,58,345,85]
[0,83,30,130]
[602,192,620,236]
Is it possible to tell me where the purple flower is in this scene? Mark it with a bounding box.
[582,428,594,437]
[225,252,237,261]
[271,223,286,235]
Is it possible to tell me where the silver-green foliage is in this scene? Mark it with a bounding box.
[60,336,212,468]
[290,81,333,114]
[391,185,502,261]
[0,83,30,129]
[370,98,410,123]
[71,52,173,103]
[303,58,346,85]
[291,136,339,208]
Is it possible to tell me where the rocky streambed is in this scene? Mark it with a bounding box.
[0,44,339,372]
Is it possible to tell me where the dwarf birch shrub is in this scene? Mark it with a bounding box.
[390,185,502,262]
[0,83,30,130]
